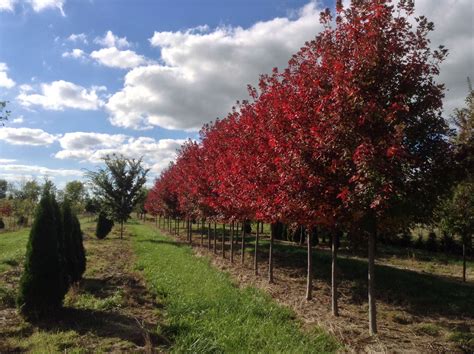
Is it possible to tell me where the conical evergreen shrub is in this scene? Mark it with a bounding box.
[96,211,114,239]
[17,192,66,319]
[61,201,76,287]
[72,214,86,282]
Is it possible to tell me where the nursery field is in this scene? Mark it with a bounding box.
[0,219,339,352]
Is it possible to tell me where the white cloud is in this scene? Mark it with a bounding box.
[413,0,474,116]
[0,158,16,163]
[11,115,24,124]
[67,33,88,44]
[94,30,130,49]
[19,84,33,92]
[0,62,15,89]
[62,48,85,59]
[90,47,149,69]
[0,164,82,177]
[0,127,58,145]
[56,131,185,175]
[17,80,104,110]
[106,2,325,130]
[29,0,65,16]
[0,0,16,11]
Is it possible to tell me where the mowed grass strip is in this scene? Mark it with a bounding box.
[0,229,29,273]
[131,223,340,353]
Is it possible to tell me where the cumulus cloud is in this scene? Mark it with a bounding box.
[94,30,130,49]
[0,127,58,145]
[29,0,65,16]
[11,115,24,124]
[0,0,15,11]
[413,0,474,116]
[62,48,85,59]
[105,2,325,130]
[0,62,15,89]
[17,80,104,110]
[0,158,16,163]
[55,131,185,175]
[67,33,88,44]
[0,164,82,177]
[90,47,149,69]
[105,0,472,131]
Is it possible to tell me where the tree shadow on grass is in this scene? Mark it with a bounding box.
[136,238,188,249]
[254,242,474,319]
[32,307,169,349]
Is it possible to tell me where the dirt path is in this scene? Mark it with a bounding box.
[162,224,473,353]
[0,223,168,352]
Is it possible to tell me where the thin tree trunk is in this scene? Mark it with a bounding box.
[260,222,264,234]
[207,222,211,250]
[222,223,226,258]
[332,230,339,316]
[213,223,217,254]
[241,221,245,264]
[236,222,240,248]
[254,221,259,275]
[120,220,124,239]
[306,229,312,300]
[462,241,466,282]
[201,219,204,247]
[368,218,377,335]
[269,224,274,283]
[230,222,234,263]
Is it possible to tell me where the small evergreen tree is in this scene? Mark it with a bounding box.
[17,191,66,318]
[72,213,86,281]
[62,201,77,286]
[96,211,114,239]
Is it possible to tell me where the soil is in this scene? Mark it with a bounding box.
[167,224,473,353]
[0,225,168,353]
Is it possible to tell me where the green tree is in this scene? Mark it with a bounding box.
[17,189,66,318]
[64,180,86,213]
[95,211,114,239]
[0,179,7,199]
[72,213,86,281]
[87,154,149,238]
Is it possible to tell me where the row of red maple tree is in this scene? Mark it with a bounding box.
[145,0,454,335]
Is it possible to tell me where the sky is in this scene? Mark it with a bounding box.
[0,0,472,188]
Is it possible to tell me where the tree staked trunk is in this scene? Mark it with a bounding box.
[200,219,204,247]
[254,221,259,275]
[462,241,466,282]
[306,229,312,300]
[241,221,245,264]
[268,223,274,284]
[368,217,377,335]
[332,230,339,316]
[222,223,226,258]
[230,222,234,263]
[207,223,211,250]
[213,223,217,254]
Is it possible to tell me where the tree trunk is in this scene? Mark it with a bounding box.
[207,223,211,250]
[230,222,234,263]
[306,229,312,300]
[269,224,274,283]
[332,230,339,316]
[213,223,217,254]
[241,221,245,264]
[200,219,204,247]
[236,223,240,248]
[368,217,377,335]
[120,220,124,239]
[260,222,264,234]
[299,225,304,246]
[222,223,226,258]
[254,221,259,275]
[462,241,466,282]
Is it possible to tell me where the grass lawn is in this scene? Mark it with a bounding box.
[131,222,340,353]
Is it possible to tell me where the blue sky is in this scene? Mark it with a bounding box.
[0,0,472,187]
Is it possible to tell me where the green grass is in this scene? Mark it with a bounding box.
[131,223,340,353]
[0,228,29,273]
